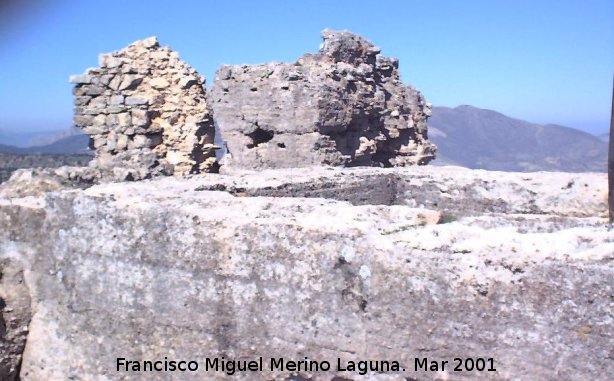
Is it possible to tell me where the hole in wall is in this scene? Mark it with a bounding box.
[246,127,274,149]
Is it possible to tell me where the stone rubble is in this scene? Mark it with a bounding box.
[210,29,436,169]
[70,36,218,181]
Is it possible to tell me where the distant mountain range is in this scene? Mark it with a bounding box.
[428,105,607,172]
[0,132,91,183]
[0,128,74,148]
[0,106,608,173]
[0,134,90,155]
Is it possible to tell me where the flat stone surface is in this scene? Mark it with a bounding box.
[0,166,612,380]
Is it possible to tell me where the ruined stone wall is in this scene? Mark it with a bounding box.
[70,37,218,181]
[71,31,435,176]
[209,29,436,169]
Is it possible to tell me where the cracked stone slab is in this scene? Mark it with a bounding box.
[0,166,612,380]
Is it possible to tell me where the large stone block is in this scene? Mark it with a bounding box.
[0,167,611,380]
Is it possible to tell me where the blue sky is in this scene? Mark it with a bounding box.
[0,0,612,134]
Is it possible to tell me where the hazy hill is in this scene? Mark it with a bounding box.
[27,127,84,147]
[0,129,68,148]
[597,132,609,143]
[0,134,91,183]
[26,134,90,154]
[0,144,27,154]
[428,105,607,172]
[0,134,89,155]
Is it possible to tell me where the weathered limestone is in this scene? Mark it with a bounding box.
[203,167,611,221]
[210,29,436,169]
[70,37,218,181]
[0,258,32,381]
[1,167,612,380]
[3,166,607,220]
[0,167,96,198]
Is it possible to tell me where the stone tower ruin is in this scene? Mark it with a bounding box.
[209,29,437,169]
[71,31,436,178]
[70,37,218,181]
